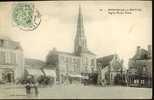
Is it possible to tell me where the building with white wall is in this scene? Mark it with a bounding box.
[0,36,24,83]
[45,6,97,84]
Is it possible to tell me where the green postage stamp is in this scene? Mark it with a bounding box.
[12,3,41,31]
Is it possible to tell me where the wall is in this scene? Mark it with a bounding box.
[0,38,24,82]
[80,53,96,73]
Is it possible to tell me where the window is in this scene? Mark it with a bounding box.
[7,52,11,64]
[10,52,16,64]
[143,66,146,72]
[74,64,76,72]
[60,56,64,63]
[134,80,136,84]
[0,51,5,64]
[0,39,4,46]
[82,58,84,65]
[69,57,72,64]
[65,57,69,63]
[91,67,94,72]
[136,80,139,84]
[141,80,144,84]
[91,59,95,66]
[85,66,88,72]
[86,57,88,65]
[73,58,75,63]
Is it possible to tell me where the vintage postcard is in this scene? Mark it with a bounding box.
[0,0,152,99]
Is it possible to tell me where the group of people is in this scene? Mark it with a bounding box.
[25,81,39,97]
[23,75,56,97]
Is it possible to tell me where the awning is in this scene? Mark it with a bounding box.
[68,74,88,79]
[43,69,56,77]
[26,68,44,77]
[69,74,82,78]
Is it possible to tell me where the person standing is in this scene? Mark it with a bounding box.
[25,82,31,96]
[34,82,39,97]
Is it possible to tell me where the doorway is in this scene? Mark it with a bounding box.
[6,73,12,82]
[2,70,14,83]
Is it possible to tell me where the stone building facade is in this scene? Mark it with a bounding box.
[0,36,24,83]
[127,45,152,87]
[45,7,97,84]
[97,54,124,85]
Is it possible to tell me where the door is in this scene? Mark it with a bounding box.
[6,73,12,82]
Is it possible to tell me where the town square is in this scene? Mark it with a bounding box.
[0,1,152,99]
[0,83,152,99]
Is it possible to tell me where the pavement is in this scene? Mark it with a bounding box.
[0,83,152,99]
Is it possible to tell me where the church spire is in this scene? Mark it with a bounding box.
[77,5,84,37]
[74,6,88,56]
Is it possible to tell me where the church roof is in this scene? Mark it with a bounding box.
[56,51,80,58]
[57,51,75,56]
[48,48,79,57]
[97,55,114,67]
[82,50,96,56]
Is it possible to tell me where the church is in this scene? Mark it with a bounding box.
[46,6,97,83]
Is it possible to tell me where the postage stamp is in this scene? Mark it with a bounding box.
[12,3,41,31]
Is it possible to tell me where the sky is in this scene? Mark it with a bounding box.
[0,1,152,68]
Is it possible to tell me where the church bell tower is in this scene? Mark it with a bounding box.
[74,6,88,56]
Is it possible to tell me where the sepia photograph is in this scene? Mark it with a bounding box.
[0,0,152,99]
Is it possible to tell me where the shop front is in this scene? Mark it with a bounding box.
[0,68,15,83]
